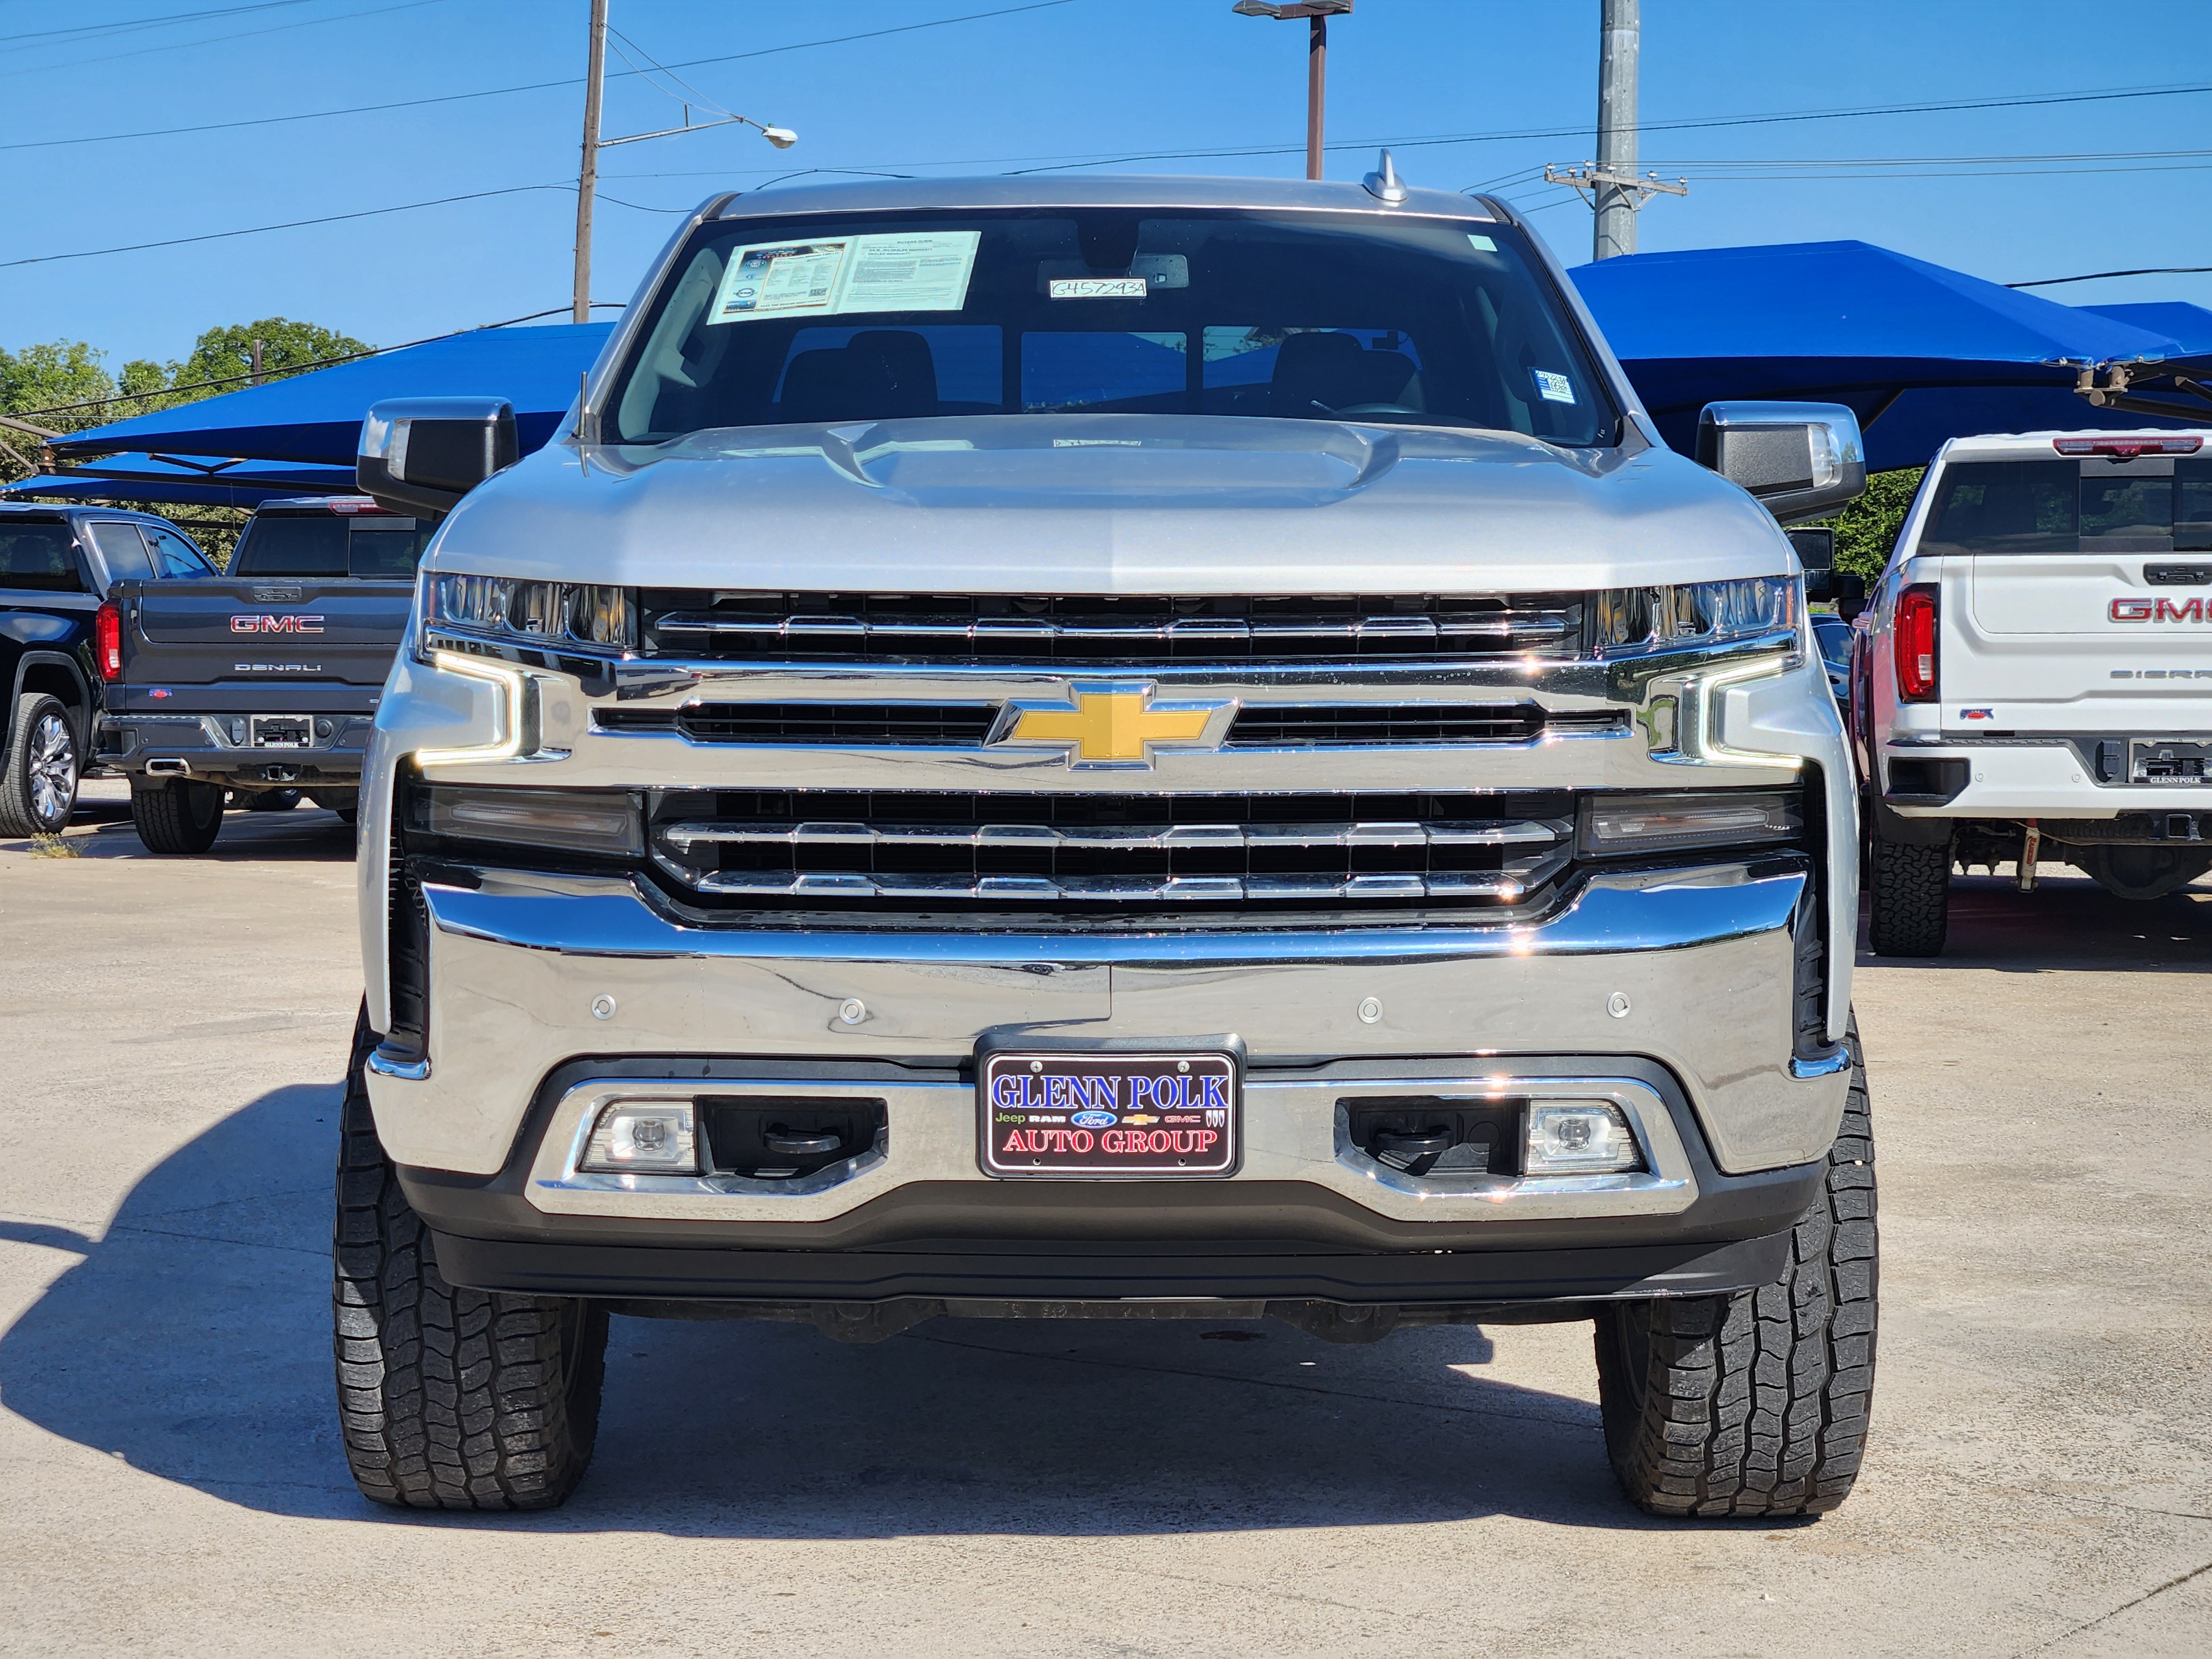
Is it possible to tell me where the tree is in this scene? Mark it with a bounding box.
[1822,468,1926,579]
[1,319,371,498]
[173,317,370,395]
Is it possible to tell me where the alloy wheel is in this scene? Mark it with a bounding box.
[27,712,77,828]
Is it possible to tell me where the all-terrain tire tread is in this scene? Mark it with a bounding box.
[1867,834,1949,957]
[331,1006,606,1509]
[1595,1016,1877,1517]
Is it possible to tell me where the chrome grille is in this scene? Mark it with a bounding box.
[639,592,1585,664]
[598,701,1625,748]
[649,790,1575,910]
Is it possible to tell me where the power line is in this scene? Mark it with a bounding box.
[1,0,316,46]
[0,183,567,270]
[0,0,1076,148]
[2009,266,2212,290]
[0,0,442,81]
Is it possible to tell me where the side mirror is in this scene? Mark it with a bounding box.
[1792,526,1838,599]
[357,397,518,518]
[1834,572,1868,624]
[1696,401,1866,524]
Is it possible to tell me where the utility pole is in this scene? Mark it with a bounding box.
[1232,1,1352,182]
[572,0,608,326]
[1542,0,1684,262]
[1594,0,1637,260]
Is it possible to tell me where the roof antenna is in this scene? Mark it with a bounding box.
[1363,148,1407,204]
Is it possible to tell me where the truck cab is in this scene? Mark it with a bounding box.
[1854,431,2212,953]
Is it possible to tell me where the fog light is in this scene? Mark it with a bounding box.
[1523,1102,1641,1175]
[580,1101,699,1174]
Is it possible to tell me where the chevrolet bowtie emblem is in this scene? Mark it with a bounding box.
[990,682,1237,768]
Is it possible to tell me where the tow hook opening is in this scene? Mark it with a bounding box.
[1347,1099,1517,1176]
[699,1095,888,1179]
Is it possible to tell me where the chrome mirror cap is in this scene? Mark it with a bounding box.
[1695,401,1867,524]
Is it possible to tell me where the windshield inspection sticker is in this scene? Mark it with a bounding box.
[1048,276,1149,300]
[709,230,980,325]
[1467,233,1498,253]
[1533,369,1577,404]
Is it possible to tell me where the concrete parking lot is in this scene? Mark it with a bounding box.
[1,781,2207,1657]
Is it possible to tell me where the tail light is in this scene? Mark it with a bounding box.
[95,601,123,681]
[1895,585,1938,702]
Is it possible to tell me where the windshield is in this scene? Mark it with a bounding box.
[1922,458,2212,554]
[607,207,1615,446]
[1812,615,1853,669]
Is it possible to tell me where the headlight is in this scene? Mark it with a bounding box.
[422,572,635,651]
[1593,575,1797,655]
[1579,790,1801,858]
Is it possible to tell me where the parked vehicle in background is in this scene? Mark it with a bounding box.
[96,495,433,852]
[338,172,1877,1520]
[1,502,216,837]
[1813,613,1853,703]
[1853,430,2212,954]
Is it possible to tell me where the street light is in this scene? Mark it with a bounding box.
[572,0,800,322]
[1231,0,1352,181]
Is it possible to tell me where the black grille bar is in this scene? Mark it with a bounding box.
[597,700,1625,748]
[649,789,1576,911]
[640,591,1585,665]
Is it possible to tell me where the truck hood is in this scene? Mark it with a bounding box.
[430,414,1796,593]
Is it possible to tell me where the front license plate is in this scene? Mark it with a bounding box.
[979,1051,1238,1178]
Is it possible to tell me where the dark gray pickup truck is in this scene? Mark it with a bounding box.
[97,496,432,852]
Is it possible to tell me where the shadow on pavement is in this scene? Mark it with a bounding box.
[0,1083,1665,1538]
[1856,873,2212,973]
[0,802,357,863]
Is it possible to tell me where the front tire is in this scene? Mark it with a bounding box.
[1867,832,1950,956]
[1594,1018,1877,1517]
[333,1008,608,1509]
[129,776,225,854]
[245,787,302,811]
[0,693,80,837]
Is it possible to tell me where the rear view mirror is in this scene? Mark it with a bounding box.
[1697,401,1866,524]
[357,397,518,518]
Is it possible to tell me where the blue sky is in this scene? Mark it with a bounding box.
[6,0,2211,368]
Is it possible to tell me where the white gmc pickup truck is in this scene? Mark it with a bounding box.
[1855,430,2212,953]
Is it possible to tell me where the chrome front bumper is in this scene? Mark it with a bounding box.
[363,858,1850,1211]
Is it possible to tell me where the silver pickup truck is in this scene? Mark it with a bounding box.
[335,169,1876,1519]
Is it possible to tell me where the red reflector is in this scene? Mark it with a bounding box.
[2053,436,2203,458]
[96,601,123,681]
[1895,585,1938,703]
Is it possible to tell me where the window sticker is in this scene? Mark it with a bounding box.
[709,231,980,325]
[712,240,850,322]
[1467,233,1498,253]
[1049,277,1149,300]
[1532,368,1577,405]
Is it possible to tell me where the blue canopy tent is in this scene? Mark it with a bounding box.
[8,321,614,506]
[2079,301,2212,356]
[1571,241,2212,471]
[6,453,356,508]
